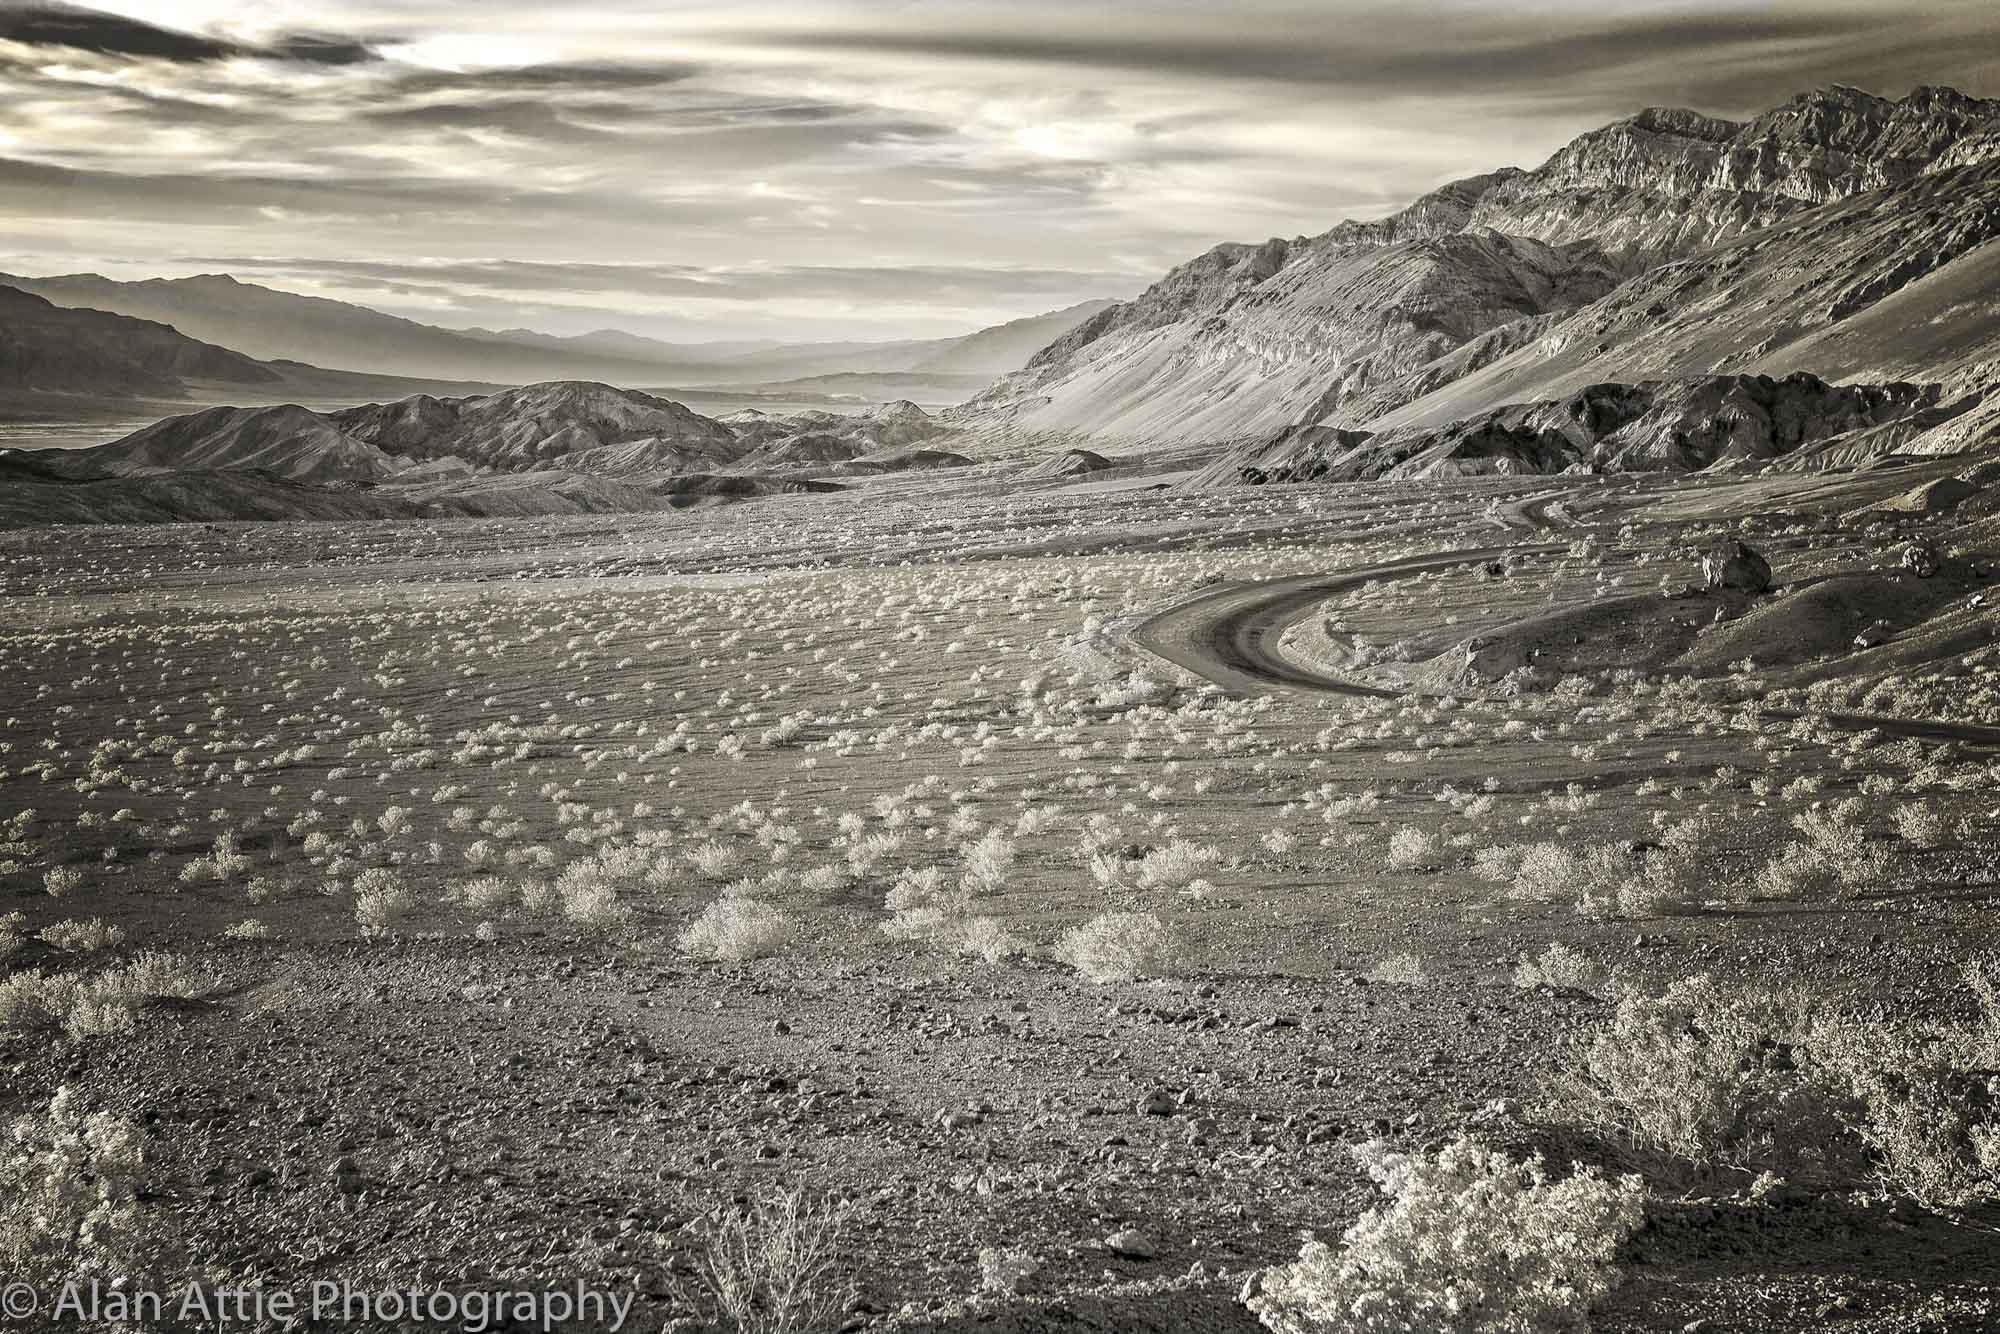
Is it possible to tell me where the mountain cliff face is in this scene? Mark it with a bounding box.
[962,85,2000,457]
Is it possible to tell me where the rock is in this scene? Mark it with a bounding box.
[1104,1227,1157,1260]
[1136,1091,1177,1117]
[1701,539,1772,594]
[1854,619,1894,649]
[1901,539,1942,577]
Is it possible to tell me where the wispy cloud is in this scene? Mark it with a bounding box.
[0,1,1992,340]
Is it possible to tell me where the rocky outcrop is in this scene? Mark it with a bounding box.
[1194,374,1954,485]
[1703,540,1774,594]
[730,401,963,472]
[1021,449,1114,480]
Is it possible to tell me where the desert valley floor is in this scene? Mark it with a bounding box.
[5,452,2000,1332]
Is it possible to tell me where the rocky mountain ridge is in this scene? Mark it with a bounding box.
[956,84,2000,459]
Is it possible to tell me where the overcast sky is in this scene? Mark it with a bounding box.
[0,1,1994,341]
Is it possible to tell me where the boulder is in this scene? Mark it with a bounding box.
[1854,620,1894,649]
[1901,539,1942,577]
[1701,539,1773,594]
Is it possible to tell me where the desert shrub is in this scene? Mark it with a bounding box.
[1133,840,1221,891]
[0,952,204,1044]
[0,1087,145,1286]
[1892,802,1947,850]
[677,898,792,962]
[1799,964,2000,1208]
[1244,1136,1644,1334]
[352,868,413,936]
[978,1246,1041,1296]
[1385,827,1441,872]
[221,919,272,941]
[685,1186,853,1334]
[881,866,970,942]
[961,830,1016,895]
[1792,800,1891,888]
[1510,843,1625,907]
[1368,953,1429,985]
[39,918,125,953]
[1511,944,1604,994]
[1752,843,1842,900]
[1471,845,1524,883]
[43,866,84,898]
[1552,975,1868,1188]
[1608,843,1708,918]
[688,840,740,880]
[1055,911,1175,983]
[957,916,1025,964]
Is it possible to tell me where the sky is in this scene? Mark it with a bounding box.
[0,0,1994,342]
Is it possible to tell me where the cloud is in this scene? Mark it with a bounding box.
[0,3,383,64]
[175,254,1143,306]
[0,1,1993,341]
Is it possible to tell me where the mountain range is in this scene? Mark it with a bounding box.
[7,81,2000,520]
[953,84,2000,480]
[0,380,979,524]
[0,270,1115,395]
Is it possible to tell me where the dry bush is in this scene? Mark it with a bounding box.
[957,916,1025,964]
[1512,943,1605,995]
[1385,827,1442,872]
[39,918,126,953]
[978,1246,1041,1296]
[1509,843,1624,906]
[677,898,792,962]
[0,1087,145,1286]
[1055,911,1176,983]
[1801,963,2000,1208]
[0,951,205,1044]
[1368,953,1429,985]
[685,1187,854,1334]
[1245,1136,1644,1334]
[1551,974,1867,1188]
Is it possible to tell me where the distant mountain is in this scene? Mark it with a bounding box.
[0,283,279,401]
[905,300,1119,376]
[2,271,1117,390]
[0,272,721,385]
[958,84,2000,456]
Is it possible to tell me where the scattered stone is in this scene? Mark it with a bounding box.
[1136,1091,1177,1117]
[1701,539,1773,594]
[1104,1227,1157,1260]
[1901,539,1942,577]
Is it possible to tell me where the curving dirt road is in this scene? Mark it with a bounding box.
[1132,549,2000,749]
[1131,548,1540,699]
